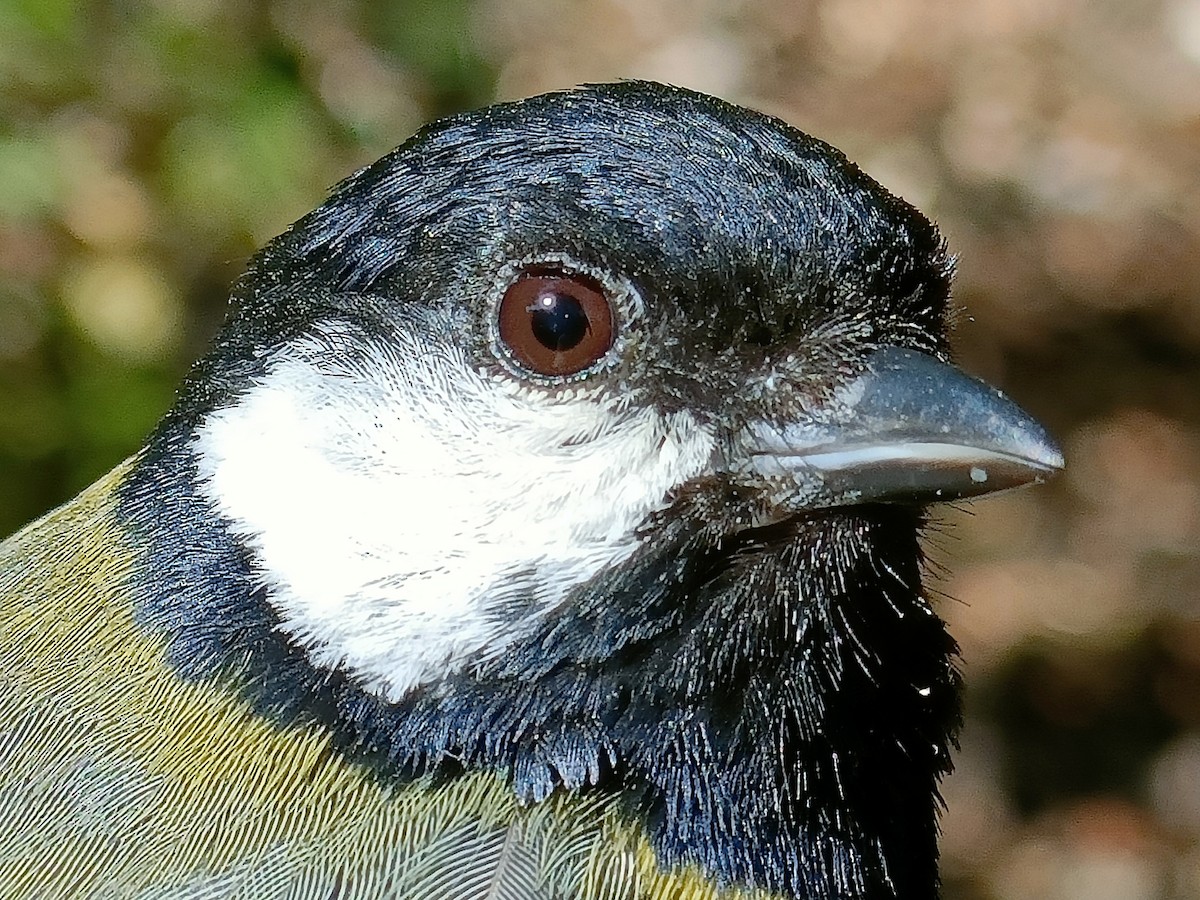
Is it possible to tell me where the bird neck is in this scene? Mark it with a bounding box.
[119,429,960,900]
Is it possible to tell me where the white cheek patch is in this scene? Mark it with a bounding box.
[193,325,716,701]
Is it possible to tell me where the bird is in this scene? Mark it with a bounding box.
[0,81,1062,900]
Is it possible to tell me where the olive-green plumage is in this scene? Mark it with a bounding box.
[0,461,772,899]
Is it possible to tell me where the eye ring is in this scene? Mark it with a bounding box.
[496,268,616,377]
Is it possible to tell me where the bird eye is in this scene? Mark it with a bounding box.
[497,269,615,377]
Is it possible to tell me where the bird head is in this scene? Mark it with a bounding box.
[121,81,1062,898]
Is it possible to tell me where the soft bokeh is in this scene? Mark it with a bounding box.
[2,2,1197,897]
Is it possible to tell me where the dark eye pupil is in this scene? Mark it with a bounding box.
[528,291,589,351]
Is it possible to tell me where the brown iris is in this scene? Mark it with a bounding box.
[497,270,615,377]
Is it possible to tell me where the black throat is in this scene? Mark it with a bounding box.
[119,422,960,900]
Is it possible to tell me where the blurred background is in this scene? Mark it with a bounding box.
[1,0,1197,897]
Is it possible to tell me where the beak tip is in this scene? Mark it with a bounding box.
[970,419,1063,496]
[1041,447,1066,474]
[1014,423,1065,481]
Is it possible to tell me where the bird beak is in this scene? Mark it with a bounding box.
[744,345,1064,508]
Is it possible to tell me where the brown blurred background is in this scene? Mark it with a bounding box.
[2,1,1198,897]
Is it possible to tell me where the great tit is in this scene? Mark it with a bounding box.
[0,81,1062,899]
